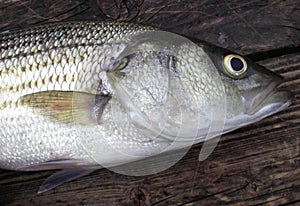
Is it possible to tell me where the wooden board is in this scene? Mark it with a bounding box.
[0,0,299,205]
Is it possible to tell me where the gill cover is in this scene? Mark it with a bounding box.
[107,31,227,143]
[77,31,227,175]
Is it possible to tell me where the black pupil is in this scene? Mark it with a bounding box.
[230,57,244,71]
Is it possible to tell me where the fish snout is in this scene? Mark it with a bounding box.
[247,75,293,115]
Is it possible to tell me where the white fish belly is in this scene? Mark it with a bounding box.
[0,106,92,170]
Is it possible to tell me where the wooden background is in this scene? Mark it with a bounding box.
[0,0,299,205]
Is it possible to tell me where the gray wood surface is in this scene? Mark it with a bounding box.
[0,0,299,205]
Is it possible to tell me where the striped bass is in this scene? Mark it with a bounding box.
[0,21,292,193]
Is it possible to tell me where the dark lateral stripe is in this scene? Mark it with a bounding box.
[0,43,98,62]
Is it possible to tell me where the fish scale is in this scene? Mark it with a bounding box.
[0,22,152,108]
[0,21,154,171]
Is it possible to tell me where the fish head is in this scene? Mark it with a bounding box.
[105,32,292,142]
[202,43,293,132]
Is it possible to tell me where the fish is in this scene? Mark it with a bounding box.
[0,21,292,193]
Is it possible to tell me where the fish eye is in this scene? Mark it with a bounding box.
[223,54,248,78]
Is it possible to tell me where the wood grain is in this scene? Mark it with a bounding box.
[0,0,299,205]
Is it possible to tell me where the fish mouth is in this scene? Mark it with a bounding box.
[224,82,292,134]
[247,82,293,116]
[221,91,291,139]
[251,89,292,118]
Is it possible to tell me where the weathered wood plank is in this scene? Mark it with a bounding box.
[0,0,299,205]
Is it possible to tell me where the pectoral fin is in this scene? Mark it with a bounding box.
[19,91,111,124]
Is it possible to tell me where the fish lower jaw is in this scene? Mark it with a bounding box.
[224,95,292,134]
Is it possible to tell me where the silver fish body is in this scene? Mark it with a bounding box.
[0,22,145,169]
[0,21,292,192]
